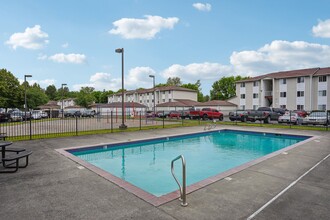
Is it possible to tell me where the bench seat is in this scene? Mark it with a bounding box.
[0,147,26,153]
[1,151,32,173]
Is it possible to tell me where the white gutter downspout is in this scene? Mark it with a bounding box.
[311,68,320,111]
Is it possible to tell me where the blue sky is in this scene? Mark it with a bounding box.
[1,0,330,95]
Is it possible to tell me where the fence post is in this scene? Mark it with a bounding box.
[163,110,165,128]
[29,112,32,140]
[111,111,113,133]
[139,111,142,130]
[289,110,292,129]
[235,110,237,125]
[182,110,184,126]
[327,111,329,131]
[76,116,78,136]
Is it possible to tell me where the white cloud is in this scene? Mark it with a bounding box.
[48,53,86,64]
[5,25,49,50]
[193,3,212,12]
[312,19,330,38]
[19,78,56,88]
[109,15,179,39]
[161,62,232,82]
[73,67,156,92]
[230,40,330,75]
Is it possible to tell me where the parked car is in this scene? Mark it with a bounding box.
[278,112,304,125]
[169,111,181,119]
[189,108,223,121]
[11,111,31,121]
[81,109,96,117]
[302,111,330,126]
[31,112,42,120]
[229,110,250,122]
[0,112,11,122]
[8,112,23,122]
[246,107,284,123]
[32,110,48,118]
[156,111,170,118]
[293,110,308,118]
[146,111,156,118]
[64,110,82,118]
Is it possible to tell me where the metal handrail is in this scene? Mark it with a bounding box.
[171,155,188,207]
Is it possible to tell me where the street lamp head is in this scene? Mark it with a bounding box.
[61,83,67,87]
[149,75,155,78]
[24,74,32,78]
[115,48,123,53]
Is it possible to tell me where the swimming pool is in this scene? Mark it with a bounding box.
[59,129,311,205]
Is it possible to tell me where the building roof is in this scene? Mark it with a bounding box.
[156,99,237,107]
[113,86,197,95]
[37,101,61,109]
[196,100,237,107]
[90,102,147,108]
[236,67,329,83]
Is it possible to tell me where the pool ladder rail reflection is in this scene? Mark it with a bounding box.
[204,119,217,130]
[171,155,188,207]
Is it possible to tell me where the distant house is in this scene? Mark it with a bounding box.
[108,86,198,111]
[57,98,76,110]
[155,99,237,115]
[90,102,147,116]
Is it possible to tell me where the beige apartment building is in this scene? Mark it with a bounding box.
[235,67,330,111]
[108,86,198,110]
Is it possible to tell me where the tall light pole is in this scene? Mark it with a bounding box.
[115,48,127,129]
[24,74,32,120]
[61,83,67,118]
[149,75,155,113]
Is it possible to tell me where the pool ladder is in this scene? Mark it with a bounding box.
[171,155,188,207]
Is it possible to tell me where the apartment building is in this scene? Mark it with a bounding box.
[108,86,198,110]
[235,67,330,111]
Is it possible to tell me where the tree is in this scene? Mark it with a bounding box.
[26,83,49,109]
[182,80,204,102]
[45,85,57,100]
[166,77,182,86]
[75,87,96,108]
[0,69,24,109]
[210,75,247,100]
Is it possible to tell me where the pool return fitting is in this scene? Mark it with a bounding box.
[171,155,188,207]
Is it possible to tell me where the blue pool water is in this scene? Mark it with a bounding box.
[70,130,309,197]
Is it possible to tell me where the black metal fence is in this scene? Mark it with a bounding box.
[0,110,329,141]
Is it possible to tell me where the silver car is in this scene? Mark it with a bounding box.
[302,111,329,126]
[278,112,303,125]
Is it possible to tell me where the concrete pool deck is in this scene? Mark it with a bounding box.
[0,125,329,219]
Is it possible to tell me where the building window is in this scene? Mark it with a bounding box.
[163,91,165,94]
[162,99,165,102]
[297,105,304,110]
[318,90,327,96]
[280,92,287,97]
[240,82,245,88]
[152,99,154,103]
[147,100,149,103]
[297,77,304,83]
[240,105,245,110]
[318,105,326,110]
[169,91,171,94]
[319,76,327,82]
[280,105,286,109]
[147,93,149,95]
[240,94,245,99]
[280,79,286,84]
[253,105,258,110]
[297,91,304,97]
[253,93,258,98]
[253,81,259,87]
